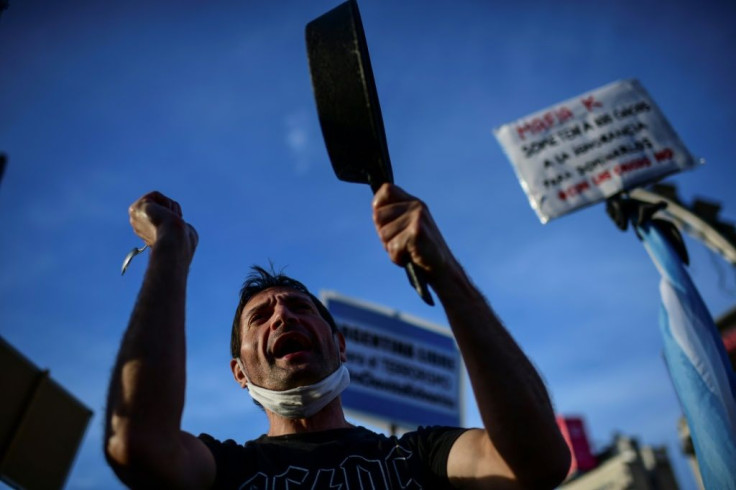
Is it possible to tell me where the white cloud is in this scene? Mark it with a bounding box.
[284,110,314,175]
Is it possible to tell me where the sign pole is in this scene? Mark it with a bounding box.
[612,197,736,490]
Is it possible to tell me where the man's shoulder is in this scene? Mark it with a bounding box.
[198,432,248,446]
[198,432,250,454]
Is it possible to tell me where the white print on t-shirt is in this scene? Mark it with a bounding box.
[238,445,423,489]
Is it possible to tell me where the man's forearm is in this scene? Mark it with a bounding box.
[105,242,191,462]
[433,261,570,486]
[370,184,569,486]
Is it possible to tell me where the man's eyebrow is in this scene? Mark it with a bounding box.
[284,293,310,303]
[244,299,272,319]
[283,294,316,307]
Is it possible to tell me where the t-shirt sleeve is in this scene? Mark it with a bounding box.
[198,433,252,489]
[402,426,469,479]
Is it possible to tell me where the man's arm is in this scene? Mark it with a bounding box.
[104,191,215,488]
[372,184,570,489]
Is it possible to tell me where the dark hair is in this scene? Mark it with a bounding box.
[230,265,337,358]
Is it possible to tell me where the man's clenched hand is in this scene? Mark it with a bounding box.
[128,191,198,263]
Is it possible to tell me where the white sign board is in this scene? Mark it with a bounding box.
[322,291,463,428]
[494,79,698,223]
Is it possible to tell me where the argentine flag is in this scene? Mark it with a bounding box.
[637,221,736,489]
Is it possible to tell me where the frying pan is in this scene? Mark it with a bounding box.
[306,0,434,305]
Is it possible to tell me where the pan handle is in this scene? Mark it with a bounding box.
[370,180,434,306]
[405,262,434,306]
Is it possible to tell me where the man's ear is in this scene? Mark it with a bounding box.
[230,358,248,389]
[335,331,347,363]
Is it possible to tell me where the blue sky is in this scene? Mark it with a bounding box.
[1,1,735,488]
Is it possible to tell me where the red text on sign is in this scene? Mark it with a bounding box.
[655,148,674,162]
[558,180,590,200]
[582,96,603,112]
[613,156,651,176]
[592,170,611,186]
[516,107,574,140]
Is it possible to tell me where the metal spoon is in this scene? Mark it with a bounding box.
[121,244,148,275]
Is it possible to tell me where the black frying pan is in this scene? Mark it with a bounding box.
[306,0,434,306]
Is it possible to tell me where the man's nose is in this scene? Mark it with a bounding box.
[271,304,297,329]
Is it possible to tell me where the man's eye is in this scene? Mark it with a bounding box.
[249,313,265,324]
[294,302,313,312]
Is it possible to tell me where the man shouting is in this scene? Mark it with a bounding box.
[105,184,570,489]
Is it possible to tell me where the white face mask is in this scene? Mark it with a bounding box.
[235,359,350,419]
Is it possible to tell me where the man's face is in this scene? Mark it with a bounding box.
[233,287,345,391]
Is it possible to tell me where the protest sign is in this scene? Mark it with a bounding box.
[322,291,463,428]
[494,79,698,223]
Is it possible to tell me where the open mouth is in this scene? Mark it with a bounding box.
[272,333,312,359]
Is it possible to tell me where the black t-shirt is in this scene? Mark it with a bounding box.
[198,425,467,489]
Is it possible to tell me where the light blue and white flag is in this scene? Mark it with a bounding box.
[637,221,736,490]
